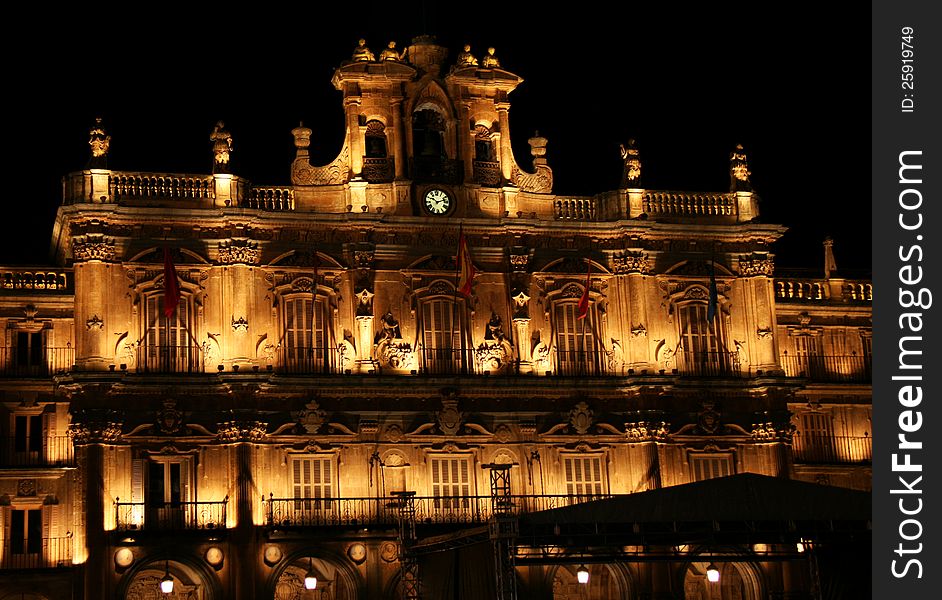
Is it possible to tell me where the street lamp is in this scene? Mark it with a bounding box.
[576,564,589,584]
[304,558,318,590]
[160,561,174,594]
[706,562,720,583]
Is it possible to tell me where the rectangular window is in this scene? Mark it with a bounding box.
[283,297,330,372]
[421,299,463,374]
[145,457,192,529]
[13,331,44,374]
[798,412,835,462]
[430,456,472,510]
[10,508,42,555]
[677,303,728,375]
[794,335,824,378]
[13,414,43,453]
[861,335,873,377]
[563,455,604,496]
[689,453,734,481]
[292,456,334,510]
[143,295,195,372]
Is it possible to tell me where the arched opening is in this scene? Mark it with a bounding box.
[412,108,446,159]
[273,556,357,600]
[550,563,630,599]
[683,561,761,600]
[121,558,214,599]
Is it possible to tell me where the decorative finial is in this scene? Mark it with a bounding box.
[481,47,500,68]
[823,237,837,280]
[88,117,111,168]
[730,143,752,192]
[210,121,233,174]
[620,139,641,187]
[352,38,375,62]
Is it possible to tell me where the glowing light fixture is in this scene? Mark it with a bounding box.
[706,562,720,583]
[160,561,174,593]
[304,558,318,590]
[576,564,589,584]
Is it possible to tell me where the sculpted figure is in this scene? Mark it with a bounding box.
[619,138,641,186]
[352,38,375,62]
[379,41,401,62]
[456,44,478,67]
[210,121,233,173]
[481,47,500,68]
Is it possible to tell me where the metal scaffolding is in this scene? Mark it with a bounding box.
[391,490,420,600]
[483,463,518,600]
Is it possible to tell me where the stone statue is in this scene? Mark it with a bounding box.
[730,143,752,192]
[352,38,375,62]
[619,139,641,187]
[210,121,233,173]
[456,44,478,67]
[374,311,401,344]
[481,47,500,68]
[484,313,506,341]
[379,41,401,62]
[88,117,110,168]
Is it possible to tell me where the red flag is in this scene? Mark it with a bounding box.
[456,232,476,297]
[163,247,181,318]
[576,262,591,320]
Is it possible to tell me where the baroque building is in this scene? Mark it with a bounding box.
[0,36,870,599]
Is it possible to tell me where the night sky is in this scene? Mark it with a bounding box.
[3,5,868,273]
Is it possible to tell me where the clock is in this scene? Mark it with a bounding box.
[423,188,452,215]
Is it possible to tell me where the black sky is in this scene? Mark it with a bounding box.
[3,5,868,273]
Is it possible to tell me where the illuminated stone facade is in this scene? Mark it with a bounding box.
[0,36,870,599]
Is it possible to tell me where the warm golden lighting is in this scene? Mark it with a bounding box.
[706,563,720,583]
[160,562,174,593]
[304,558,318,590]
[576,564,589,584]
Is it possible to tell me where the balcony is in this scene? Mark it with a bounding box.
[642,191,737,218]
[278,347,342,375]
[553,349,608,376]
[472,160,501,186]
[244,186,294,211]
[114,499,228,532]
[0,346,74,378]
[410,157,463,184]
[0,536,73,569]
[264,493,611,529]
[792,435,872,465]
[419,348,474,375]
[134,345,203,374]
[362,157,395,183]
[553,197,597,221]
[779,353,871,383]
[0,436,74,468]
[674,350,743,377]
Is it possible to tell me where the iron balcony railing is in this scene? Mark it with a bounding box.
[674,349,743,377]
[472,160,501,186]
[792,435,872,464]
[0,436,74,468]
[362,157,395,183]
[278,346,342,374]
[409,157,463,184]
[779,353,871,383]
[553,349,608,376]
[0,536,73,569]
[135,345,203,374]
[420,348,474,375]
[0,346,74,377]
[114,498,228,531]
[264,493,611,528]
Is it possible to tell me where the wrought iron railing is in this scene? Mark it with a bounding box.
[114,498,228,531]
[472,160,501,186]
[362,157,395,183]
[420,348,474,375]
[779,353,871,382]
[0,436,74,467]
[0,346,74,377]
[792,435,872,464]
[264,493,611,528]
[278,346,342,374]
[410,157,463,184]
[553,349,608,376]
[674,349,743,377]
[135,345,203,374]
[0,536,73,569]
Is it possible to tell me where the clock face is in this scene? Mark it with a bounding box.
[423,189,451,215]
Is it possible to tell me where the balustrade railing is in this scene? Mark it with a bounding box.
[643,191,736,217]
[0,436,74,467]
[792,434,872,464]
[0,536,73,569]
[110,173,214,200]
[0,346,74,377]
[553,198,596,221]
[135,345,203,374]
[264,493,611,528]
[779,353,871,382]
[245,186,294,211]
[674,349,743,377]
[775,279,830,301]
[0,270,70,291]
[114,499,228,531]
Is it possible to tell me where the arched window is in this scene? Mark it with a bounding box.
[364,120,388,158]
[412,108,445,159]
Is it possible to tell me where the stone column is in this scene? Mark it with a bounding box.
[390,99,405,179]
[345,98,363,177]
[496,103,513,180]
[83,443,107,599]
[356,315,374,372]
[223,263,254,366]
[72,243,119,370]
[459,102,474,181]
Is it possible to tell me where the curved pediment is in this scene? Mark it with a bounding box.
[664,259,734,277]
[126,247,210,265]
